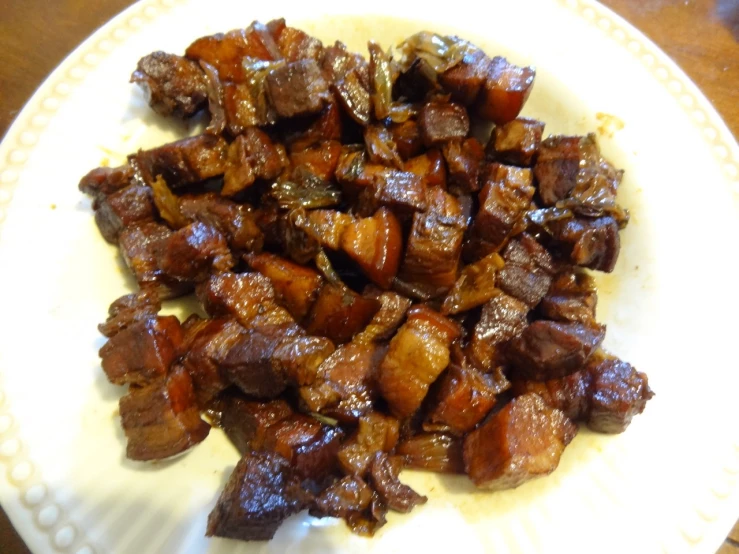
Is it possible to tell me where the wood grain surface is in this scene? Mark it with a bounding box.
[0,0,736,552]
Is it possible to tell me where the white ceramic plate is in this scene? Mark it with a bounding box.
[0,0,737,552]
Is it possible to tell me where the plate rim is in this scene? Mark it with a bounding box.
[0,0,736,552]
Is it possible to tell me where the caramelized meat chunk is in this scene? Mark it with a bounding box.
[333,70,372,126]
[398,187,467,298]
[180,193,263,253]
[289,140,342,182]
[131,135,228,189]
[534,135,582,205]
[511,370,592,422]
[507,320,606,380]
[496,234,555,307]
[547,216,621,273]
[100,315,182,386]
[221,396,293,454]
[360,169,427,219]
[276,25,324,62]
[442,137,485,194]
[206,451,309,542]
[487,118,545,167]
[131,52,208,118]
[340,208,403,289]
[98,289,162,338]
[468,292,529,370]
[425,364,501,435]
[305,283,381,344]
[419,102,470,146]
[378,306,461,418]
[388,120,423,159]
[159,222,234,282]
[312,475,373,519]
[119,365,210,461]
[474,57,535,124]
[222,81,276,132]
[337,412,400,476]
[396,433,464,473]
[223,129,286,196]
[272,334,336,387]
[364,124,403,169]
[78,165,134,203]
[463,393,575,490]
[369,453,427,513]
[357,290,412,342]
[439,48,491,105]
[441,252,504,315]
[266,59,330,118]
[539,269,597,324]
[294,209,354,251]
[404,149,447,189]
[94,185,154,244]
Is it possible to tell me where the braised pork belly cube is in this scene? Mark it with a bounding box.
[130,134,228,189]
[288,140,342,182]
[98,289,161,338]
[272,335,336,387]
[506,320,605,380]
[534,135,583,205]
[266,59,330,118]
[179,193,264,253]
[78,165,134,204]
[299,340,386,422]
[364,124,403,169]
[442,138,485,194]
[539,268,597,324]
[131,52,208,118]
[369,453,427,513]
[222,129,286,196]
[404,149,447,189]
[294,209,354,251]
[221,396,293,454]
[394,57,438,102]
[100,315,182,386]
[222,81,276,133]
[496,234,556,307]
[312,475,373,519]
[185,23,281,82]
[474,56,535,125]
[547,216,621,273]
[466,163,535,259]
[424,364,501,435]
[468,292,529,370]
[487,118,545,167]
[438,48,491,105]
[340,208,404,289]
[159,222,234,282]
[463,393,575,490]
[337,412,400,476]
[378,306,461,418]
[419,102,470,146]
[304,283,381,344]
[333,70,372,126]
[396,433,464,474]
[322,40,369,86]
[206,451,309,542]
[398,187,467,298]
[275,25,324,62]
[180,318,246,405]
[118,222,189,299]
[284,102,343,153]
[357,290,412,342]
[93,185,154,244]
[359,169,428,219]
[441,252,504,315]
[388,120,423,160]
[510,371,592,422]
[119,365,210,461]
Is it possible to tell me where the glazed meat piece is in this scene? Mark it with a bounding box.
[266,59,331,118]
[78,165,134,204]
[186,23,281,82]
[312,475,373,519]
[465,164,535,259]
[511,371,592,422]
[547,216,621,273]
[438,48,491,105]
[534,135,583,205]
[496,234,555,307]
[418,102,470,146]
[271,334,336,386]
[285,102,343,152]
[206,451,309,542]
[474,56,535,124]
[388,120,423,159]
[119,365,211,461]
[396,433,464,473]
[357,290,412,342]
[404,149,447,189]
[299,340,386,422]
[441,252,504,315]
[269,168,342,210]
[398,187,468,298]
[506,320,606,380]
[442,137,484,194]
[369,453,427,513]
[131,52,208,118]
[98,289,161,338]
[337,412,400,476]
[100,315,182,386]
[333,70,372,126]
[130,134,228,189]
[222,80,277,133]
[118,222,189,299]
[359,169,427,219]
[294,209,354,251]
[221,396,293,453]
[180,318,246,405]
[340,208,404,289]
[394,57,438,102]
[486,118,545,167]
[539,269,597,324]
[378,306,461,418]
[322,41,370,86]
[289,140,342,182]
[180,193,263,253]
[304,283,381,344]
[275,25,324,62]
[247,252,323,322]
[425,364,501,435]
[364,124,403,169]
[94,185,154,244]
[468,292,529,370]
[463,393,576,490]
[222,129,287,196]
[159,222,234,282]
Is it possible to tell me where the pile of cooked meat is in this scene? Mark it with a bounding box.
[79,19,653,542]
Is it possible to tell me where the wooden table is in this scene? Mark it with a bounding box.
[0,0,736,552]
